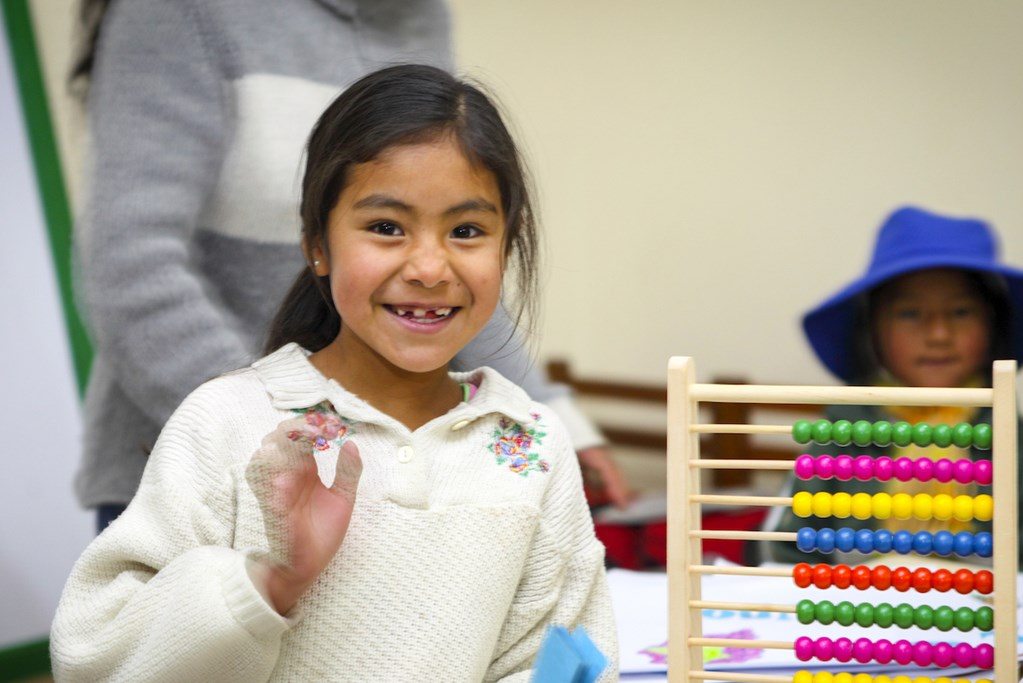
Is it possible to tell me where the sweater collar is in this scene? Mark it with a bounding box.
[252,343,538,429]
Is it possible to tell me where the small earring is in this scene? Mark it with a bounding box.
[313,259,321,267]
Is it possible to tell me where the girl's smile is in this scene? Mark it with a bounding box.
[308,135,506,392]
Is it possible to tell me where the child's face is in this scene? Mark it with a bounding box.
[310,136,506,375]
[872,268,991,388]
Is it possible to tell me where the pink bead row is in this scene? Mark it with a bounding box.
[794,455,992,485]
[793,636,993,669]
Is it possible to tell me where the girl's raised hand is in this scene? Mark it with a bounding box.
[247,416,363,615]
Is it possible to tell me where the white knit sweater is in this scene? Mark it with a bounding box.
[51,344,618,682]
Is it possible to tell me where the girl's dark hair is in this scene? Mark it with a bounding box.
[265,64,540,354]
[848,269,1012,384]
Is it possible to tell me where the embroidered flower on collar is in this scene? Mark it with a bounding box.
[489,413,549,476]
[287,402,355,450]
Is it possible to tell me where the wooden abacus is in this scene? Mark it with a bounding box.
[666,358,1018,683]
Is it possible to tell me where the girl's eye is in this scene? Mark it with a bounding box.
[892,307,922,321]
[369,221,403,236]
[451,224,482,239]
[949,304,982,319]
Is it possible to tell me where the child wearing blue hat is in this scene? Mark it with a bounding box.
[766,205,1023,564]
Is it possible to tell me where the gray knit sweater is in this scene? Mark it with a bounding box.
[75,0,595,509]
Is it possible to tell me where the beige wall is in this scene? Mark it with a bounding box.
[33,0,1023,388]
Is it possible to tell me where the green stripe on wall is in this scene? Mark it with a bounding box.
[0,639,50,682]
[3,0,92,394]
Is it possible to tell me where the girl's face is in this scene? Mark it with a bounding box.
[872,268,991,388]
[310,136,506,376]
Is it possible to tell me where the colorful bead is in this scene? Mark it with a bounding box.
[932,458,954,483]
[872,639,894,665]
[851,420,873,446]
[872,421,893,446]
[831,493,852,519]
[851,493,873,519]
[852,565,872,590]
[871,493,892,520]
[912,457,934,482]
[952,531,974,557]
[853,455,874,480]
[932,530,955,556]
[973,423,992,449]
[953,459,974,485]
[975,606,993,631]
[891,566,912,591]
[892,422,913,447]
[974,459,993,485]
[833,637,853,662]
[797,527,817,552]
[871,565,892,591]
[952,642,974,668]
[793,670,813,683]
[912,531,934,555]
[792,420,813,444]
[912,494,933,520]
[893,639,913,665]
[911,422,933,447]
[891,493,913,519]
[812,419,833,444]
[795,455,815,479]
[914,604,934,629]
[933,605,955,631]
[793,491,813,518]
[814,636,834,661]
[951,423,973,448]
[975,643,993,670]
[953,569,974,594]
[794,636,814,661]
[835,527,856,553]
[854,529,873,553]
[974,494,993,521]
[873,529,893,553]
[834,600,856,626]
[912,641,933,667]
[931,569,953,592]
[953,607,974,631]
[817,528,836,553]
[893,530,914,555]
[931,423,953,447]
[793,563,812,587]
[932,642,954,668]
[952,495,973,522]
[832,564,852,589]
[932,494,954,521]
[893,457,915,482]
[832,420,853,445]
[911,567,932,593]
[854,602,874,628]
[894,604,915,628]
[975,532,992,557]
[833,454,854,480]
[874,601,894,627]
[816,454,835,479]
[813,563,833,589]
[874,456,894,481]
[796,599,816,624]
[974,570,993,594]
[852,638,874,664]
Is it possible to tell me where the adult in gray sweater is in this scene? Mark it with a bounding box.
[72,0,628,531]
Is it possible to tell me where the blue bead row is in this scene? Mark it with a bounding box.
[795,527,992,558]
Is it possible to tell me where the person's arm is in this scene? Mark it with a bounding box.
[483,418,619,682]
[50,384,292,682]
[77,0,250,427]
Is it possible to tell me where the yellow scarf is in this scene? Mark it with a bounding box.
[879,376,983,534]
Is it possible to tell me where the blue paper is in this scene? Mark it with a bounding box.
[532,625,608,683]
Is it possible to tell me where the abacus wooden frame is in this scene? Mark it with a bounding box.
[666,358,1018,683]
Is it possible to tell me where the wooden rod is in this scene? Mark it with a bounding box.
[689,382,993,407]
[688,672,789,683]
[689,637,792,650]
[691,494,790,506]
[688,458,795,470]
[688,564,792,578]
[690,600,795,613]
[690,424,794,435]
[691,530,796,542]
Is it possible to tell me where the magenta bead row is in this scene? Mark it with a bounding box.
[794,454,992,485]
[793,636,993,669]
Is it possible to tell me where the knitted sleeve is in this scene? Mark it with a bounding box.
[483,414,619,682]
[50,381,292,682]
[75,0,250,427]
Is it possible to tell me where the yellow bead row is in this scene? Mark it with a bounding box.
[792,671,989,683]
[792,491,993,521]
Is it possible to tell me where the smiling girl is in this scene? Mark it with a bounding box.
[51,65,617,682]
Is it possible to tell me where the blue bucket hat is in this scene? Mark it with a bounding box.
[803,206,1023,382]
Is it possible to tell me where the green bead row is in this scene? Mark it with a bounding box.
[795,599,993,632]
[791,419,992,450]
